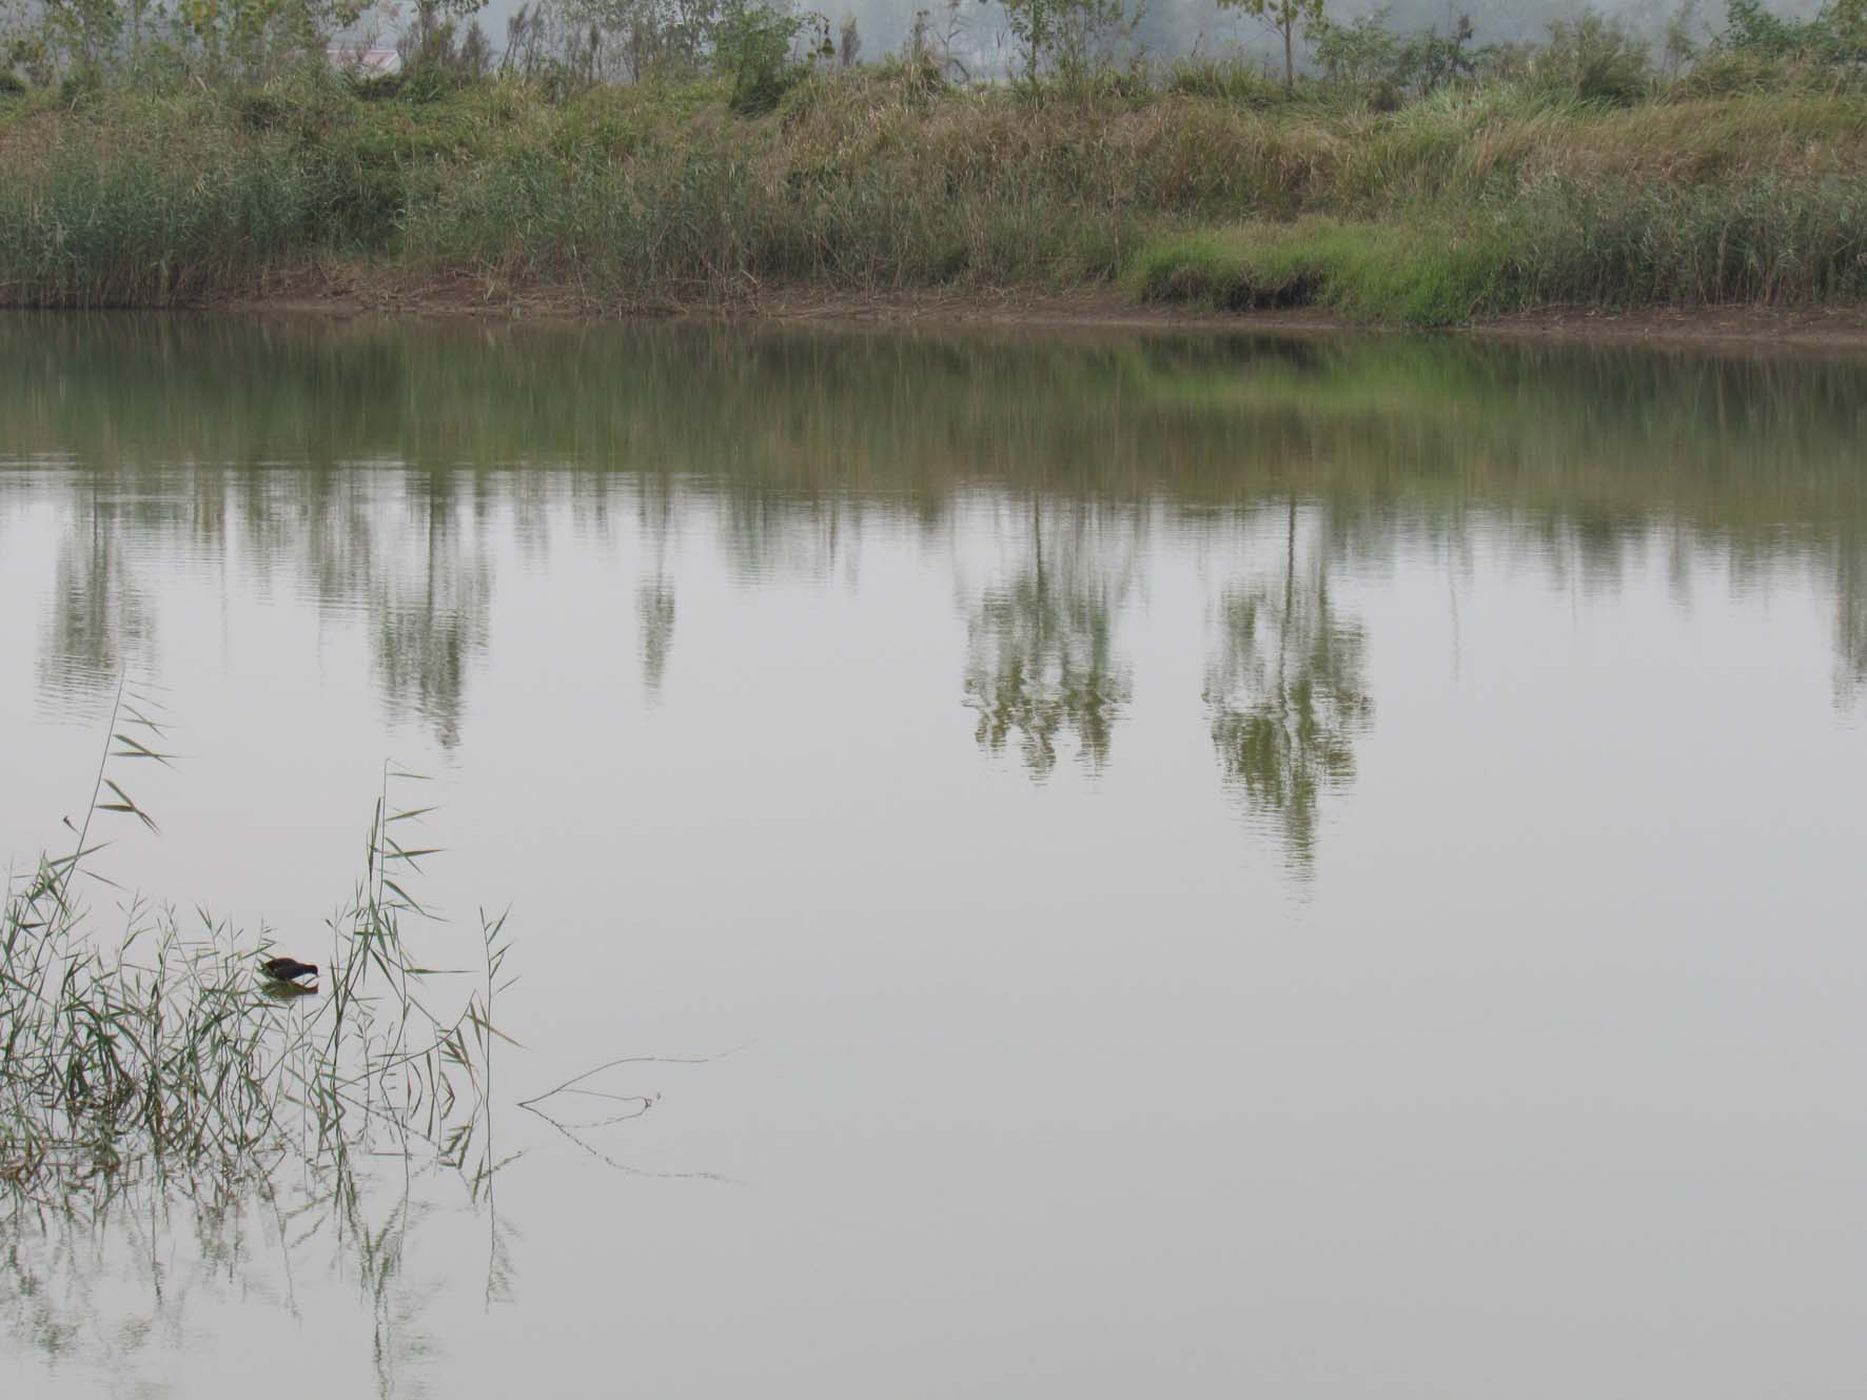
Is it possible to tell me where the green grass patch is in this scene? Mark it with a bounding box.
[1131,219,1511,325]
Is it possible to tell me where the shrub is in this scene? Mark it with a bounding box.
[716,0,811,115]
[1162,58,1285,106]
[1535,11,1653,105]
[1719,0,1867,61]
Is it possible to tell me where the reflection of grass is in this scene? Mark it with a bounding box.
[3,321,1862,682]
[0,685,509,1187]
[2,318,1861,535]
[1,321,1862,723]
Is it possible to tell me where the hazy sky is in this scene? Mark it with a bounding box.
[447,0,1818,69]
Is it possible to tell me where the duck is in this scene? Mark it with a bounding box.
[259,956,319,984]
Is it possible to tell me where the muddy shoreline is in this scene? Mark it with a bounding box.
[26,267,1867,353]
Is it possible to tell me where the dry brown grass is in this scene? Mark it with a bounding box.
[2,70,1864,315]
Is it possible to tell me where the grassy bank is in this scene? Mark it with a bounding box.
[2,61,1865,323]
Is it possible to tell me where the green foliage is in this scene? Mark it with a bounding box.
[1720,0,1867,60]
[1307,10,1402,86]
[400,14,497,100]
[1536,10,1654,105]
[1308,7,1477,105]
[1000,0,1136,85]
[178,0,369,81]
[5,0,376,84]
[1131,218,1509,324]
[557,0,721,80]
[1161,56,1284,105]
[715,0,809,114]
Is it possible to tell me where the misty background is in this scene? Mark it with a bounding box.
[415,0,1828,73]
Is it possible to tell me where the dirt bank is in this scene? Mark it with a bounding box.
[205,266,1867,352]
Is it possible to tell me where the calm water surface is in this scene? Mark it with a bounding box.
[2,315,1865,1398]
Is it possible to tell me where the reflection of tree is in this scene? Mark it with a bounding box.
[1204,500,1372,873]
[39,485,155,709]
[44,464,493,751]
[372,588,488,751]
[1837,538,1867,710]
[349,473,493,751]
[13,317,1867,745]
[638,577,677,698]
[963,506,1132,778]
[636,472,680,700]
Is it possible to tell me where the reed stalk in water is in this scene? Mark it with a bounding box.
[0,682,511,1186]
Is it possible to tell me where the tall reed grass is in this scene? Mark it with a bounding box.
[1,68,1864,320]
[0,682,510,1185]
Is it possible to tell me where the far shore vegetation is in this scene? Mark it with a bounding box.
[2,0,1865,323]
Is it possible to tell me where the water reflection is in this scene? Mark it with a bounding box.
[42,486,155,708]
[1204,500,1372,873]
[1836,543,1867,707]
[963,504,1134,778]
[370,473,494,749]
[1,1138,501,1397]
[3,315,1865,865]
[638,577,677,699]
[5,315,1867,1400]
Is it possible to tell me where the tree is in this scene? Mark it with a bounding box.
[1307,7,1476,102]
[1307,6,1402,86]
[166,0,372,78]
[1217,0,1322,92]
[1720,0,1867,62]
[906,0,972,81]
[998,0,1130,84]
[713,0,809,113]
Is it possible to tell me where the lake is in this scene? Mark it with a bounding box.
[2,314,1864,1399]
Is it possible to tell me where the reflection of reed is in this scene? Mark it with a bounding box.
[0,1115,507,1399]
[0,732,743,1391]
[1,731,514,1396]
